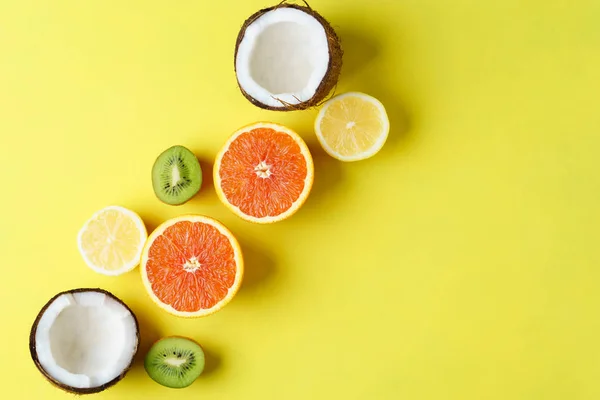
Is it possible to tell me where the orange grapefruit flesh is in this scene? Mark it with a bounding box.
[141,216,243,317]
[215,122,314,223]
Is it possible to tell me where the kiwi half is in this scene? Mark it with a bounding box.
[152,145,202,205]
[144,336,205,389]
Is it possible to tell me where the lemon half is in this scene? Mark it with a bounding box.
[315,92,390,161]
[77,206,147,276]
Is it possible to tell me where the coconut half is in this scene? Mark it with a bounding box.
[29,288,139,394]
[234,3,343,110]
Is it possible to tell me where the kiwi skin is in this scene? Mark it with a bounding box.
[152,145,202,205]
[144,336,205,389]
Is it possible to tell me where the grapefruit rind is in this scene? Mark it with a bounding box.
[140,215,244,318]
[213,122,314,224]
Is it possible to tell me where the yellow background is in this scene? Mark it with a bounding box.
[1,0,599,398]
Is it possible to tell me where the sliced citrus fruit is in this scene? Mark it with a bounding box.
[141,215,243,317]
[77,206,148,276]
[315,92,390,161]
[214,122,314,223]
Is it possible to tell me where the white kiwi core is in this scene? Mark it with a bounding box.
[34,291,138,389]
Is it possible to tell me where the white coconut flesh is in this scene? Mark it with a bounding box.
[236,7,330,108]
[34,291,138,389]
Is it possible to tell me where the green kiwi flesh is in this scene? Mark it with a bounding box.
[144,336,205,389]
[152,145,202,205]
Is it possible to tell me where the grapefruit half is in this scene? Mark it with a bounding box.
[141,215,243,317]
[214,122,314,223]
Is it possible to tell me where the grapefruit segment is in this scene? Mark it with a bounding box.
[141,215,243,317]
[214,122,314,223]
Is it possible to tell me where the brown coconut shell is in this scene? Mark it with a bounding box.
[234,1,343,111]
[29,288,140,395]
